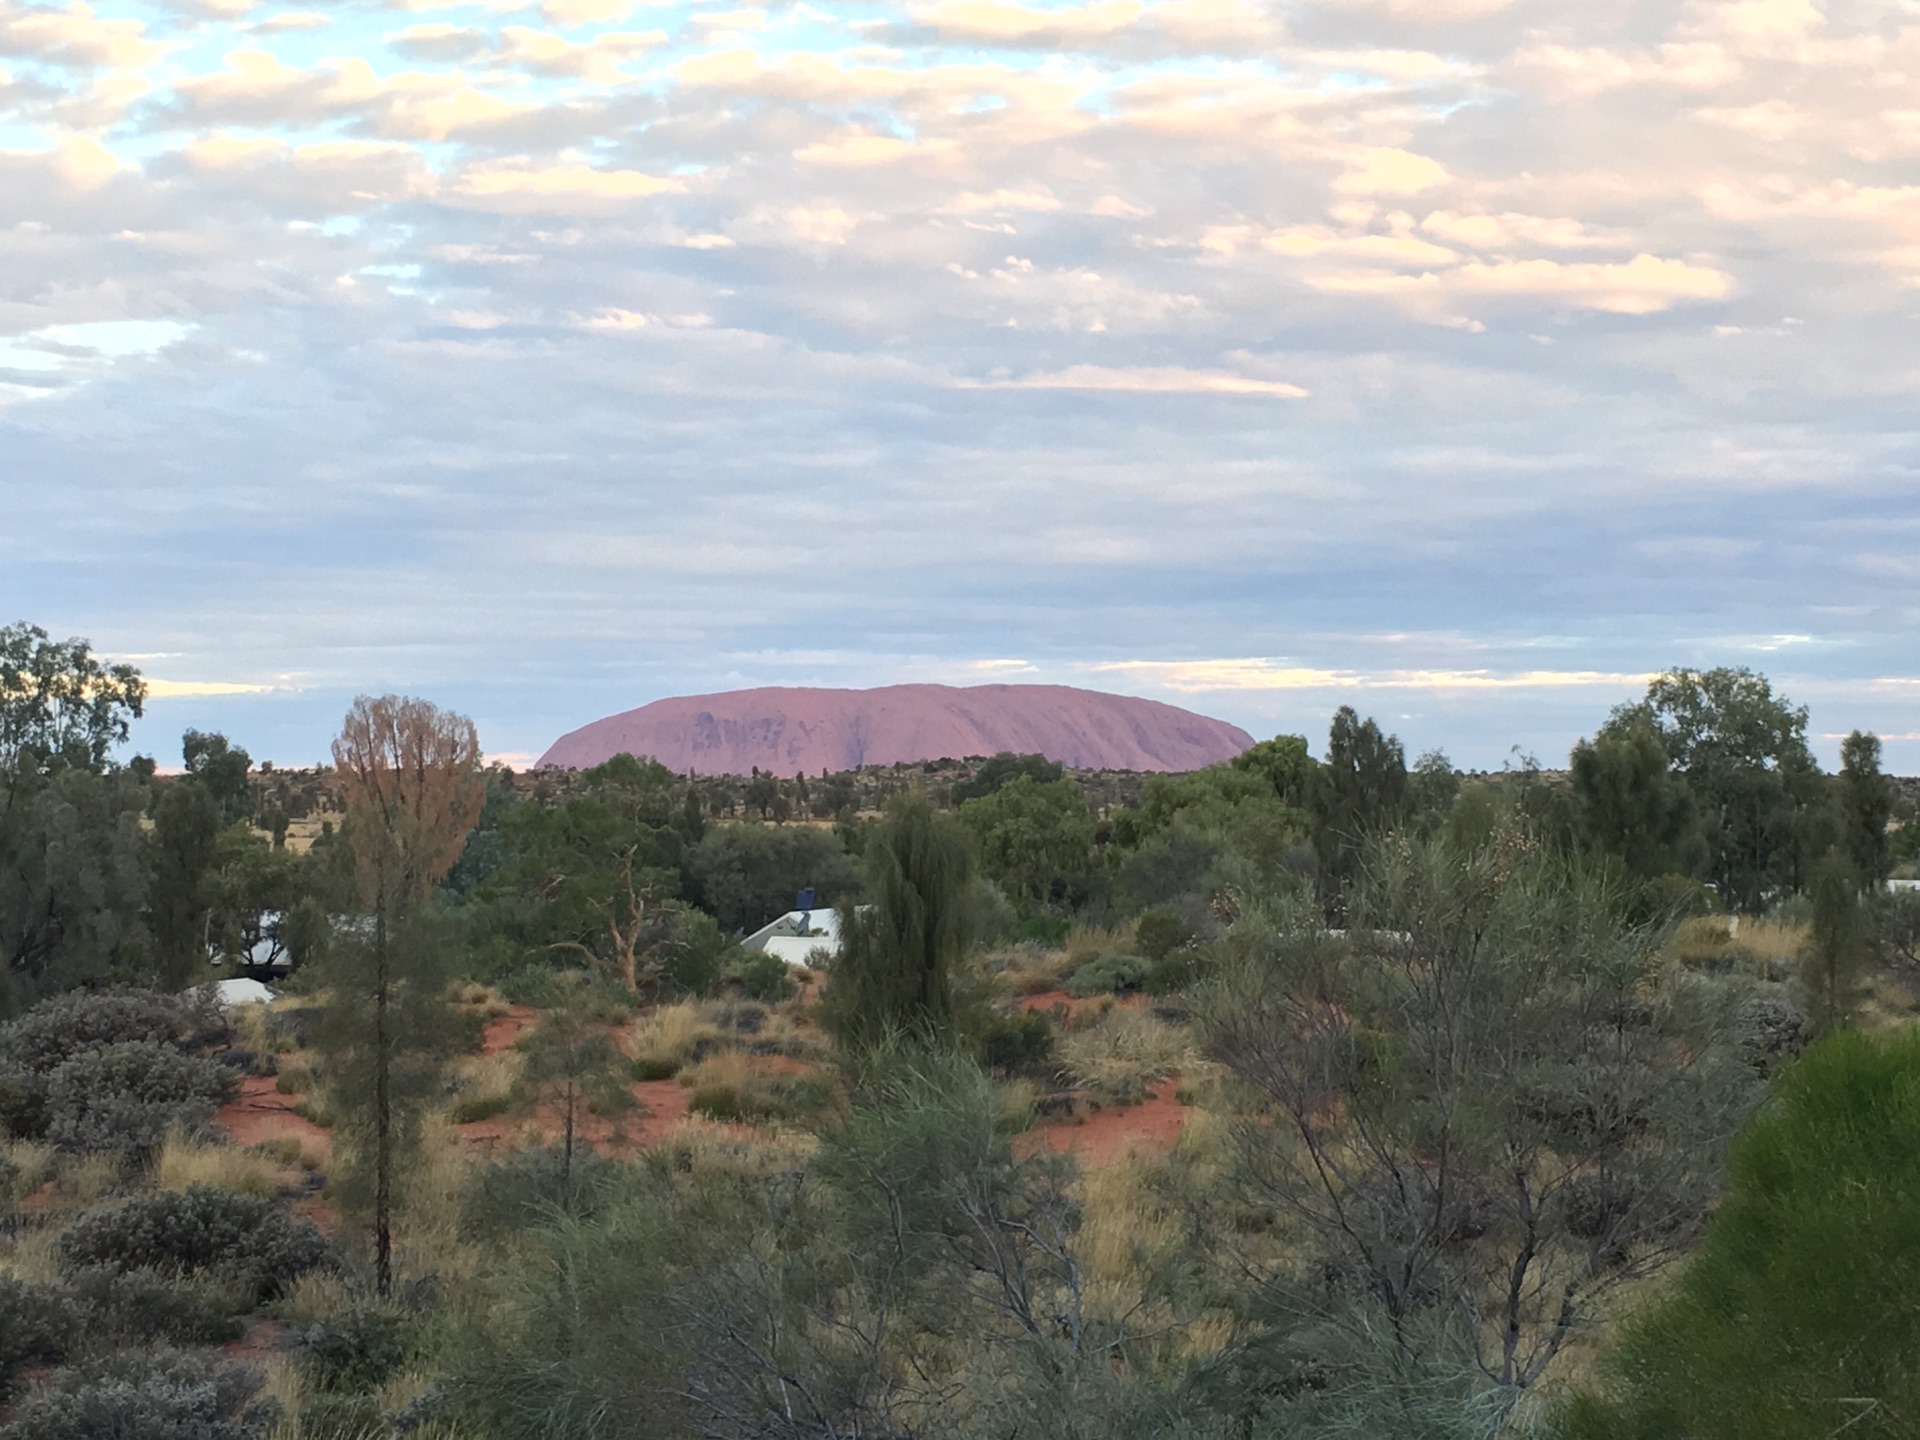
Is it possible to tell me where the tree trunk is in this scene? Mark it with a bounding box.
[374,904,392,1300]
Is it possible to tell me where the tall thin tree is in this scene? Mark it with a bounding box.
[322,695,485,1296]
[820,792,972,1053]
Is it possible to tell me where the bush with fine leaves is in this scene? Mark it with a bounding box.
[0,989,222,1142]
[57,1186,331,1305]
[0,1348,275,1440]
[0,1277,84,1399]
[43,1041,236,1156]
[0,989,216,1076]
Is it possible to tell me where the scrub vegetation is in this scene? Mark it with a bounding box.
[2,618,1918,1438]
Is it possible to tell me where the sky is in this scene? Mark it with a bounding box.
[1,0,1917,771]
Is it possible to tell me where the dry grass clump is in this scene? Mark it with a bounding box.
[678,1051,833,1126]
[455,981,512,1018]
[654,1119,816,1178]
[1064,922,1135,969]
[2,1138,56,1201]
[394,1113,481,1284]
[977,943,1077,996]
[630,1001,725,1077]
[1673,915,1806,980]
[0,1223,66,1285]
[152,1129,288,1197]
[447,1050,523,1125]
[1059,1010,1194,1107]
[56,1152,121,1203]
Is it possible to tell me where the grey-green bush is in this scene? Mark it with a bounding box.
[0,1277,84,1399]
[1064,952,1150,998]
[44,1041,236,1155]
[57,1186,331,1305]
[0,1348,274,1440]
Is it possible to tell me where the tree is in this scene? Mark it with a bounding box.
[682,823,861,933]
[0,626,150,1010]
[1604,668,1820,911]
[1310,707,1408,912]
[820,793,972,1053]
[1230,733,1319,810]
[1561,1029,1920,1440]
[319,695,485,1297]
[0,768,152,1010]
[952,751,1064,804]
[1199,830,1762,1427]
[148,780,221,987]
[1801,850,1867,1033]
[181,730,252,826]
[517,993,635,1188]
[1836,730,1894,887]
[0,622,145,783]
[957,774,1096,909]
[1569,717,1700,884]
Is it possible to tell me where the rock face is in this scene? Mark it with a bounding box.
[537,684,1254,776]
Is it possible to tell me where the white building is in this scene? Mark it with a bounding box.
[741,906,852,969]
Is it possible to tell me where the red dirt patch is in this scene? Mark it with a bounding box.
[1019,1077,1188,1167]
[1017,990,1153,1020]
[480,1005,539,1055]
[215,1074,331,1158]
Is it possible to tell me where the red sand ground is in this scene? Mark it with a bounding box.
[215,1074,331,1158]
[1020,1077,1189,1166]
[217,1000,1186,1172]
[1017,990,1153,1020]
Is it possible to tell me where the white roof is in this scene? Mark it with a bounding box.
[741,907,844,952]
[212,978,275,1008]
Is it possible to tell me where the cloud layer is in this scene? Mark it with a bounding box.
[1,0,1916,766]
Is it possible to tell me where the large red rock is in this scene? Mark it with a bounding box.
[536,684,1254,775]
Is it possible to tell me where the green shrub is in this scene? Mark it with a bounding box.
[1144,947,1208,995]
[1064,953,1151,998]
[461,1144,623,1239]
[44,1042,236,1156]
[972,1009,1054,1076]
[688,1084,752,1123]
[66,1266,244,1345]
[496,964,566,1008]
[737,952,796,1003]
[1015,914,1072,946]
[1133,907,1193,962]
[0,990,215,1076]
[0,1277,83,1398]
[1562,1028,1920,1440]
[0,1348,274,1440]
[57,1186,331,1305]
[302,1307,420,1394]
[632,1056,679,1082]
[448,1092,512,1125]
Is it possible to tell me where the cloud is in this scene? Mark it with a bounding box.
[1090,660,1657,692]
[145,679,279,698]
[959,365,1308,397]
[7,0,1920,769]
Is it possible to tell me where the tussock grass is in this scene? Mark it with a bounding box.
[456,982,512,1018]
[56,1152,121,1203]
[1058,1009,1193,1107]
[977,942,1077,996]
[394,1113,481,1284]
[1,1223,66,1285]
[630,1001,724,1074]
[1064,922,1135,969]
[2,1138,56,1201]
[447,1050,523,1125]
[655,1119,816,1177]
[152,1128,288,1197]
[275,1269,357,1330]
